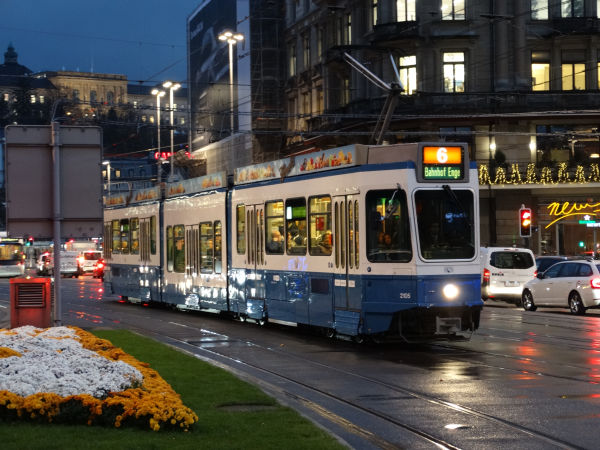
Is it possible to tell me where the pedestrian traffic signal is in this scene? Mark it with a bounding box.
[519,208,532,237]
[26,236,34,246]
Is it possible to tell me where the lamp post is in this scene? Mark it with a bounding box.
[151,88,165,185]
[162,81,181,181]
[217,30,244,135]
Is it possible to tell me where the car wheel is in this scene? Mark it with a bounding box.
[569,292,586,315]
[522,290,537,311]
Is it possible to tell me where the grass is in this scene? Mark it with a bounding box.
[0,329,346,450]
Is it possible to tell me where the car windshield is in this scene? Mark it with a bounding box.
[415,188,475,260]
[84,253,100,260]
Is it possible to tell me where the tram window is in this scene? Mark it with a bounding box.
[309,195,332,256]
[257,210,264,265]
[354,200,360,268]
[415,189,475,260]
[366,190,411,263]
[348,201,354,268]
[173,225,185,273]
[130,218,139,255]
[120,219,130,254]
[140,219,150,261]
[166,226,174,272]
[200,222,214,273]
[214,221,222,274]
[286,197,307,255]
[265,200,284,254]
[112,220,121,254]
[104,222,112,259]
[150,215,157,255]
[236,205,246,254]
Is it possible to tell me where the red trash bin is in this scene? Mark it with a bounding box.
[10,277,53,328]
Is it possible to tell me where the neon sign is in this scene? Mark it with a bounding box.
[545,201,600,228]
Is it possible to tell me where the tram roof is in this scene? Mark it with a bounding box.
[232,143,430,186]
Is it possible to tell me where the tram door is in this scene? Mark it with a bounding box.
[333,195,361,312]
[244,204,266,318]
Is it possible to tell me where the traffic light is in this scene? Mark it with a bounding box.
[519,207,532,237]
[26,236,34,246]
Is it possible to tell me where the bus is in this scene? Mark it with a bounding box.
[0,238,25,277]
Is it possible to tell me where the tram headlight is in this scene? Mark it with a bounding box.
[442,283,459,300]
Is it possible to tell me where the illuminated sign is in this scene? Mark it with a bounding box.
[417,144,468,182]
[545,201,600,228]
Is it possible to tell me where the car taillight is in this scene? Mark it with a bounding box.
[78,256,84,265]
[591,278,600,289]
[483,268,490,282]
[533,270,537,278]
[97,262,104,269]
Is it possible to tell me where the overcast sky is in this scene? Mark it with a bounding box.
[0,0,190,85]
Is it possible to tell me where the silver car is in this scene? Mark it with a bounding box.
[522,260,600,315]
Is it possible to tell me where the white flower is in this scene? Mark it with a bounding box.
[0,326,143,398]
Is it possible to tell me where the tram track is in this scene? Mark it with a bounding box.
[64,295,586,448]
[101,305,579,450]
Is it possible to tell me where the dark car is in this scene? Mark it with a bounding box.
[92,258,105,280]
[535,255,569,274]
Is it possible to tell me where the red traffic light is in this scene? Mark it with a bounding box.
[519,208,532,237]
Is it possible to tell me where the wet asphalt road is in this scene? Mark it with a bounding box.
[2,277,600,449]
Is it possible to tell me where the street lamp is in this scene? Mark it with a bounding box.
[162,81,181,180]
[151,88,165,185]
[217,29,244,135]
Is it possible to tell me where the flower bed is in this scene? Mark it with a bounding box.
[0,326,198,431]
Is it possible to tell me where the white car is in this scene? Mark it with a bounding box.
[481,247,537,305]
[522,259,600,315]
[78,250,102,274]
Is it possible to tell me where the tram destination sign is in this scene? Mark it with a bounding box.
[417,143,469,183]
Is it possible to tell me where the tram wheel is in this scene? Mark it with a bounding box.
[325,328,336,339]
[256,318,267,327]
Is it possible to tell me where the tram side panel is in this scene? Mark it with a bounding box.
[104,202,161,302]
[230,178,337,328]
[161,191,228,311]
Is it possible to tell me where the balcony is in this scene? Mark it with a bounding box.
[372,21,419,41]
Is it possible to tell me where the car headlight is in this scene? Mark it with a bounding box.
[442,283,459,300]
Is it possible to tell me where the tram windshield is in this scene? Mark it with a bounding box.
[366,189,412,262]
[415,188,475,260]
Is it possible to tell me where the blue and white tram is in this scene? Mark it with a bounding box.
[104,142,483,341]
[103,186,161,302]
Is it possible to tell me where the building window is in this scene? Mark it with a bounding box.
[90,90,97,103]
[180,117,185,125]
[443,52,465,93]
[317,27,324,59]
[561,0,583,17]
[344,13,352,44]
[107,91,114,104]
[302,33,310,69]
[397,0,416,21]
[562,63,585,90]
[441,0,465,20]
[30,95,36,104]
[531,0,549,20]
[399,55,417,95]
[3,93,8,102]
[133,100,138,108]
[372,0,378,27]
[288,41,297,77]
[302,92,310,116]
[317,88,324,114]
[72,89,80,102]
[341,77,350,105]
[532,51,550,91]
[39,95,44,104]
[149,116,155,124]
